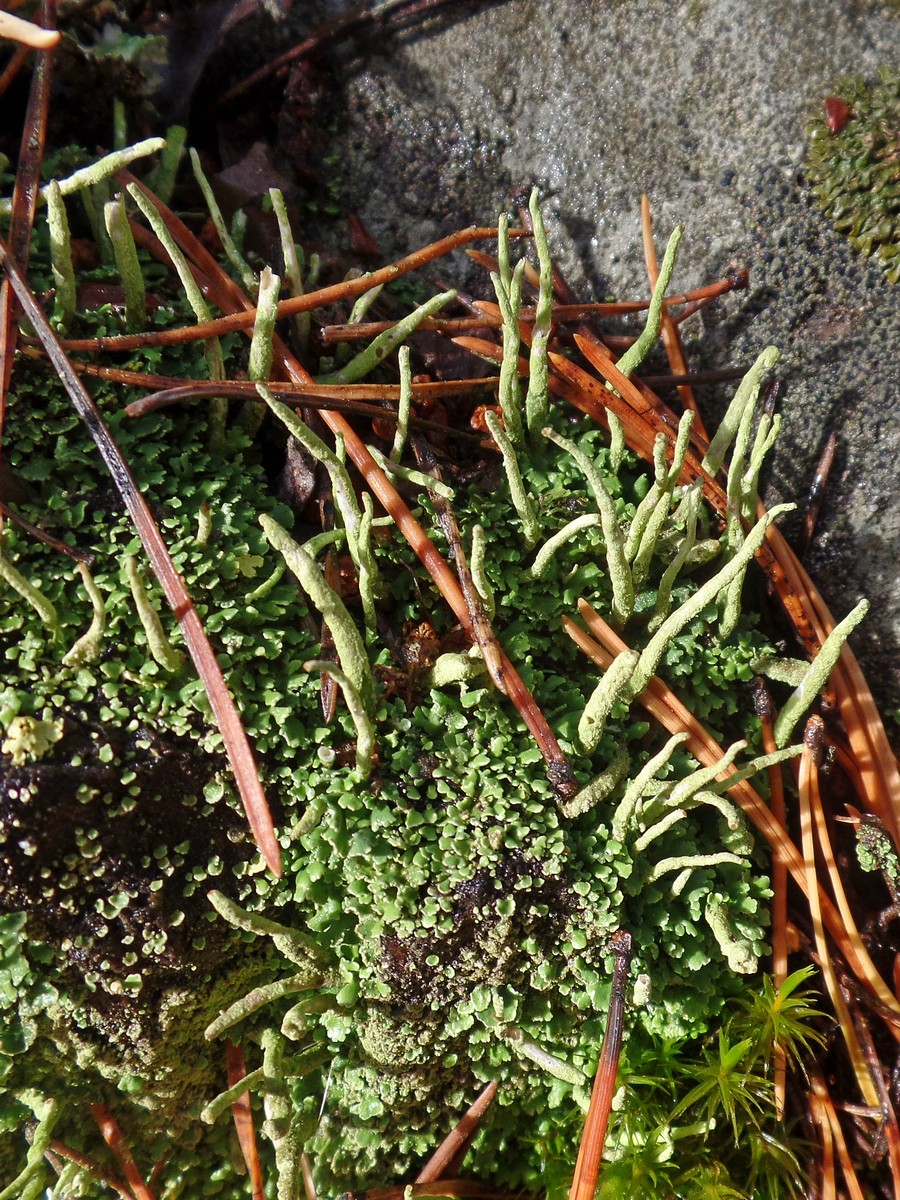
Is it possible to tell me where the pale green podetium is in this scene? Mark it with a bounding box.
[123,554,184,672]
[259,514,375,714]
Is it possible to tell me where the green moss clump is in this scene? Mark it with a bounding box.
[807,68,900,283]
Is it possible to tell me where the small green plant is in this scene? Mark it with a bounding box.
[807,67,900,283]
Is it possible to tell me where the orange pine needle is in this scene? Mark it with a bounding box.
[226,1041,265,1200]
[569,931,633,1200]
[415,1081,499,1182]
[756,679,789,1116]
[798,719,879,1107]
[89,1103,157,1200]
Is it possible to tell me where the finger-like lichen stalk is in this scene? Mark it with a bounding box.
[485,410,540,547]
[190,147,255,291]
[648,482,702,632]
[123,555,184,672]
[241,266,281,434]
[531,513,603,580]
[366,443,455,499]
[614,224,683,378]
[578,649,640,753]
[204,971,327,1041]
[612,732,689,841]
[304,658,374,778]
[0,545,58,634]
[525,187,553,439]
[46,180,76,328]
[608,409,626,474]
[648,851,746,885]
[558,742,631,819]
[704,894,758,973]
[258,387,367,576]
[316,289,456,385]
[259,513,375,713]
[356,492,379,637]
[269,186,310,352]
[774,599,869,747]
[0,1096,59,1200]
[469,523,495,617]
[631,416,694,589]
[207,890,331,967]
[149,124,186,206]
[702,347,780,478]
[627,503,795,698]
[61,561,105,667]
[504,1026,590,1095]
[127,182,226,435]
[390,344,413,463]
[103,193,145,330]
[705,744,803,793]
[200,1068,267,1124]
[493,212,526,447]
[625,411,693,563]
[0,137,166,216]
[543,426,634,624]
[741,411,781,521]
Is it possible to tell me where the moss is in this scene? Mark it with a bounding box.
[807,68,900,283]
[0,206,799,1195]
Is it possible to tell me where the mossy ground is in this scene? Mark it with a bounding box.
[0,216,793,1195]
[807,67,900,284]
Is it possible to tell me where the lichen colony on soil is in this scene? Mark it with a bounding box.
[0,172,803,1195]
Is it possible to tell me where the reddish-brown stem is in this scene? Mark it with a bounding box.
[89,1103,157,1200]
[51,227,525,354]
[0,498,94,562]
[415,1081,499,1183]
[0,44,30,100]
[215,0,464,109]
[46,1139,132,1200]
[226,1040,265,1200]
[569,931,633,1200]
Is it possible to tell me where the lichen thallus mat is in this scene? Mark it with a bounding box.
[1,121,900,1199]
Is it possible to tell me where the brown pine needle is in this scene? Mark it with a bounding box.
[810,1070,867,1200]
[226,1040,265,1200]
[0,7,54,461]
[46,1139,133,1200]
[755,678,789,1116]
[798,718,879,1107]
[89,1104,157,1200]
[569,931,632,1200]
[805,743,900,1025]
[415,1081,499,1182]
[50,227,528,354]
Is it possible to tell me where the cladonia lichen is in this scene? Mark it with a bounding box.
[0,171,846,1197]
